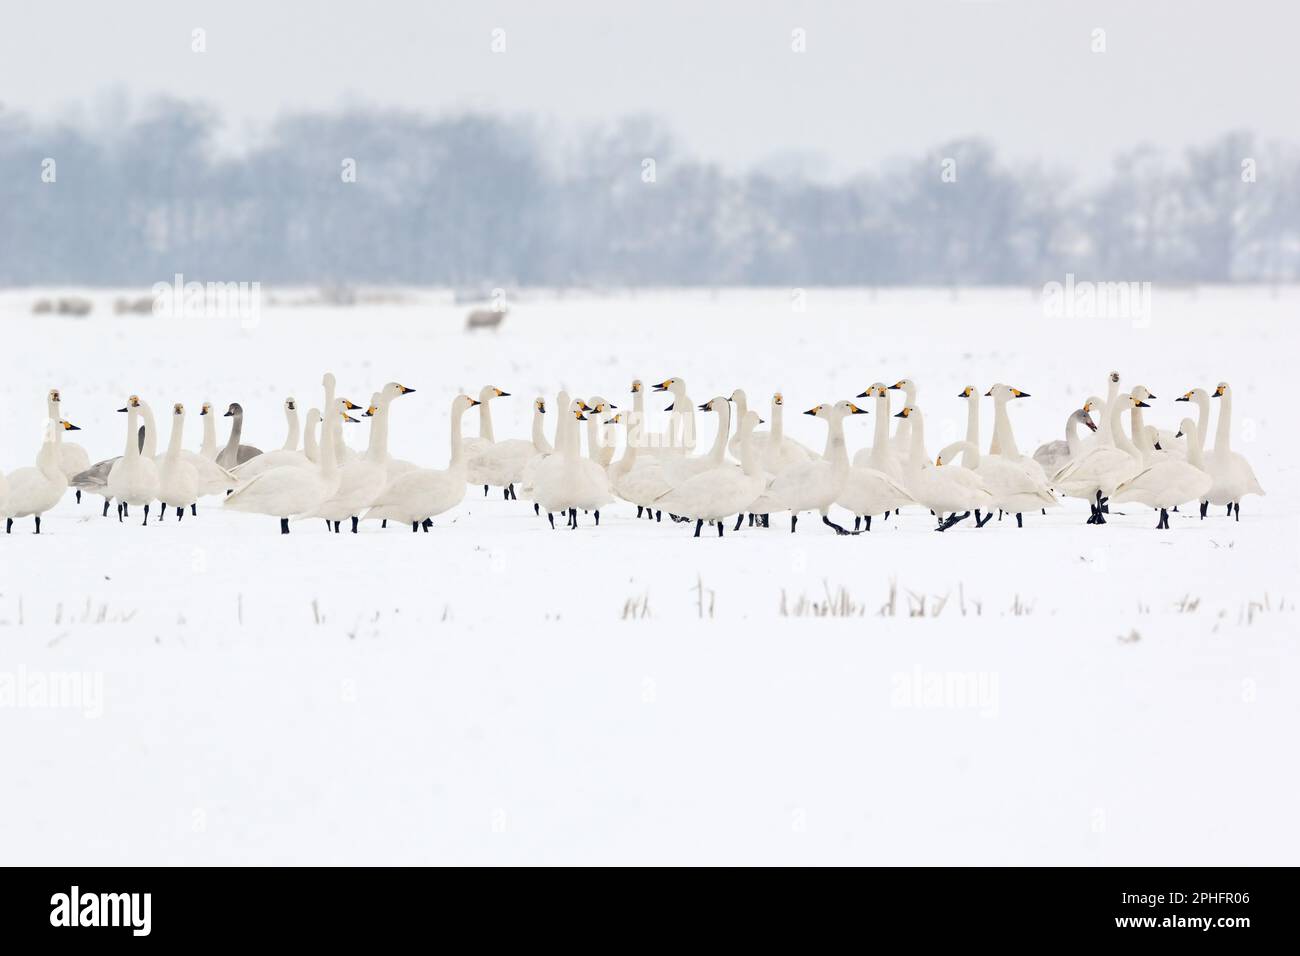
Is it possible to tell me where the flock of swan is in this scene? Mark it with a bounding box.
[0,371,1264,536]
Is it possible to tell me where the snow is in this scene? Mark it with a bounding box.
[1,286,1296,864]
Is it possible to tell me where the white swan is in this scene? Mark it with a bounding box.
[462,385,511,465]
[655,410,768,537]
[532,398,613,529]
[310,391,393,532]
[608,411,673,520]
[895,403,991,531]
[769,400,866,534]
[1052,393,1145,523]
[727,390,815,470]
[585,397,620,469]
[156,403,200,522]
[661,397,734,488]
[886,379,918,459]
[364,394,480,531]
[836,422,916,534]
[48,389,91,501]
[4,413,79,534]
[106,396,161,524]
[1098,371,1121,445]
[958,385,1058,527]
[650,377,697,454]
[321,372,360,463]
[224,396,351,534]
[1198,382,1265,520]
[985,383,1051,494]
[1113,414,1213,529]
[851,383,908,485]
[374,382,419,477]
[182,403,240,499]
[925,439,997,531]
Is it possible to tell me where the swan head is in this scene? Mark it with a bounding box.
[200,402,212,416]
[60,419,81,431]
[285,397,297,412]
[740,410,764,433]
[534,397,547,414]
[340,398,364,412]
[383,382,416,398]
[728,388,747,405]
[651,378,682,395]
[1082,396,1104,414]
[576,398,593,412]
[478,385,510,402]
[698,397,725,413]
[957,385,977,399]
[1212,382,1229,399]
[985,384,1030,400]
[223,402,241,417]
[590,397,616,414]
[1109,371,1121,384]
[1174,417,1198,440]
[1129,395,1150,409]
[772,391,785,407]
[603,412,623,426]
[857,383,888,399]
[49,389,62,403]
[172,403,185,417]
[630,380,642,394]
[453,394,481,416]
[894,406,914,419]
[887,379,913,392]
[1131,384,1155,402]
[1072,408,1098,432]
[363,393,382,417]
[1177,387,1208,404]
[118,395,143,413]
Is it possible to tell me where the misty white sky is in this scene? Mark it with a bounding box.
[2,0,1296,179]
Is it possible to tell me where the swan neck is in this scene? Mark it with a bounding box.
[124,408,141,459]
[449,406,468,469]
[708,403,730,462]
[532,408,550,452]
[993,398,1020,458]
[1214,392,1232,452]
[965,396,980,448]
[771,400,784,443]
[200,412,216,456]
[283,407,300,451]
[478,401,495,443]
[166,416,185,459]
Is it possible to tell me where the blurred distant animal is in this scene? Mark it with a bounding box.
[56,297,93,317]
[114,296,155,315]
[466,309,507,332]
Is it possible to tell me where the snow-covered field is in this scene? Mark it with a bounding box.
[1,286,1296,865]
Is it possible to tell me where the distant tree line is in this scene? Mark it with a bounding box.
[1,100,1297,287]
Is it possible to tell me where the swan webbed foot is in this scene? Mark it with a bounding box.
[822,515,851,536]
